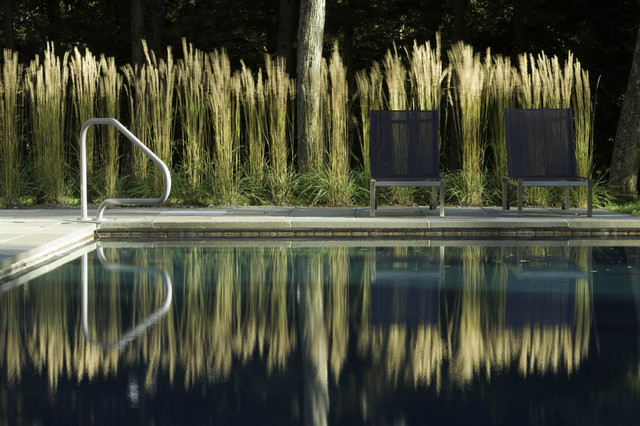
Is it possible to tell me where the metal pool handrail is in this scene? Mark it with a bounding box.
[79,118,171,221]
[81,247,173,351]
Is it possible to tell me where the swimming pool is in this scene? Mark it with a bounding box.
[1,241,639,424]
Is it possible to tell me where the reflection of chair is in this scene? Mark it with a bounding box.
[370,110,444,217]
[369,246,443,325]
[505,247,590,326]
[502,108,592,216]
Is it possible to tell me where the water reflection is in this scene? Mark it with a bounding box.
[82,247,172,351]
[1,242,638,423]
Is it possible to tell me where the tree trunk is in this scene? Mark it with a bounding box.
[610,20,640,198]
[131,0,145,65]
[4,0,14,50]
[296,0,326,173]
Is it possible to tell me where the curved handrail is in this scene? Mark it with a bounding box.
[80,118,171,221]
[81,247,173,351]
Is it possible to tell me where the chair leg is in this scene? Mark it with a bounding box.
[370,179,376,217]
[502,177,508,210]
[439,181,445,217]
[587,178,593,217]
[517,180,523,217]
[563,187,570,210]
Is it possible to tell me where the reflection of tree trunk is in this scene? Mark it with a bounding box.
[4,0,14,50]
[299,256,329,426]
[131,0,145,65]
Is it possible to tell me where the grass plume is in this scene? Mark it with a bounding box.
[0,49,23,205]
[177,40,208,202]
[25,43,69,204]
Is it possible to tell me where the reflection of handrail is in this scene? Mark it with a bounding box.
[81,246,173,351]
[79,118,171,221]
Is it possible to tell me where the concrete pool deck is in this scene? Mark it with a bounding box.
[2,205,640,279]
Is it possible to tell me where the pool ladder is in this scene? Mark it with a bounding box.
[79,118,171,221]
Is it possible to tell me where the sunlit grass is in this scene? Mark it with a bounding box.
[1,35,600,208]
[0,49,23,206]
[25,43,69,204]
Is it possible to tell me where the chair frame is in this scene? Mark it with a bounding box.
[502,108,592,217]
[370,179,444,217]
[369,110,444,217]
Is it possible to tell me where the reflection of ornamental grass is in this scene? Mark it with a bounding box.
[572,246,593,366]
[0,278,26,385]
[268,247,296,372]
[410,325,444,391]
[451,246,486,385]
[243,248,268,361]
[328,247,349,382]
[25,43,69,204]
[0,50,22,206]
[0,245,594,394]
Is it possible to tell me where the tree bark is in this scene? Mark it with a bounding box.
[131,0,145,65]
[610,19,640,198]
[4,0,14,50]
[296,0,325,173]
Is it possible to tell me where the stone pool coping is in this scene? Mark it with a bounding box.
[2,206,640,279]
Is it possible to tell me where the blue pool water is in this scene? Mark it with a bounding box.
[1,242,639,425]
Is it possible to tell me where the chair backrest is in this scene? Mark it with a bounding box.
[370,110,440,180]
[505,108,577,178]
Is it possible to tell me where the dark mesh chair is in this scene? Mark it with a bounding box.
[502,108,592,216]
[370,110,444,217]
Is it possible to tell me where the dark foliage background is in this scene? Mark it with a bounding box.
[3,0,638,174]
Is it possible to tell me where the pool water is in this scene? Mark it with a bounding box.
[1,242,640,425]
